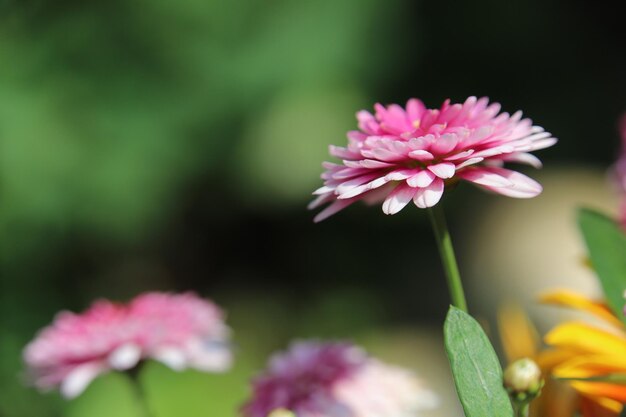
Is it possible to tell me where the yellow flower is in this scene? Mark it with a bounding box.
[498,304,578,417]
[540,289,626,416]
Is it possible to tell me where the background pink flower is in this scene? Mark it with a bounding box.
[23,292,231,398]
[310,97,557,222]
[242,341,438,417]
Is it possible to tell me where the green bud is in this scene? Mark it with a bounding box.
[503,358,544,403]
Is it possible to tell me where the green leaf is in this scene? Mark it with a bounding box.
[578,208,626,323]
[444,306,514,417]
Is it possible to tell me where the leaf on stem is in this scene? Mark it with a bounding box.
[578,208,626,324]
[444,306,514,417]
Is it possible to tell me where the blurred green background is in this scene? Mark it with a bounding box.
[1,0,625,415]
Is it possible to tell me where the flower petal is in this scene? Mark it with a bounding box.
[313,200,355,222]
[413,178,444,208]
[444,149,474,161]
[545,322,626,356]
[382,184,417,215]
[500,152,543,169]
[430,133,458,154]
[457,168,513,187]
[60,363,106,399]
[407,170,435,188]
[153,347,188,371]
[455,157,484,169]
[460,167,542,198]
[427,162,455,179]
[108,343,142,370]
[338,177,390,199]
[385,169,416,181]
[408,150,434,161]
[540,290,623,327]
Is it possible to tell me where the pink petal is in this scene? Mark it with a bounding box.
[516,137,558,152]
[313,200,355,222]
[472,145,515,158]
[444,149,474,161]
[500,152,543,168]
[358,159,395,169]
[338,177,390,199]
[312,185,336,195]
[333,167,370,180]
[385,169,416,181]
[476,168,542,198]
[457,168,513,187]
[455,157,484,169]
[60,363,106,399]
[464,125,495,146]
[308,193,334,209]
[329,145,359,159]
[408,136,433,150]
[108,344,141,370]
[361,148,405,162]
[408,150,435,161]
[335,173,380,194]
[413,178,444,208]
[430,133,458,154]
[382,184,418,215]
[407,170,435,188]
[357,110,379,134]
[406,98,426,122]
[427,162,455,179]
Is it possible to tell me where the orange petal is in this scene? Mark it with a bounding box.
[554,355,626,402]
[497,303,539,361]
[574,382,626,403]
[580,396,622,417]
[545,322,626,356]
[535,348,579,370]
[554,354,626,378]
[540,290,622,327]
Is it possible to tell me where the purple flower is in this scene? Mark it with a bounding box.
[242,341,438,417]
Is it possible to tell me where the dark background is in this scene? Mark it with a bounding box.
[1,0,625,415]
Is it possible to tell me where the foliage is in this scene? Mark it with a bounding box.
[444,306,514,417]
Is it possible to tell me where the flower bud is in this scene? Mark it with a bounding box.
[503,358,543,402]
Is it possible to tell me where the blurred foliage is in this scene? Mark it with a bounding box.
[0,0,408,415]
[0,0,403,245]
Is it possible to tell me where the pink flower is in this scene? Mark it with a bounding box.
[242,341,438,417]
[23,292,232,398]
[310,97,557,221]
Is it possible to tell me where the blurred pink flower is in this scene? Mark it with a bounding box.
[242,341,438,417]
[23,292,231,398]
[310,97,557,221]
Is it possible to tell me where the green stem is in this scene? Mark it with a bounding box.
[427,204,468,313]
[128,372,154,417]
[516,402,529,417]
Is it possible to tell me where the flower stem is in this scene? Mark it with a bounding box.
[516,402,529,417]
[128,371,154,417]
[427,204,468,313]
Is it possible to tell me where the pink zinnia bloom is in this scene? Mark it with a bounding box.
[242,341,438,417]
[310,97,557,221]
[23,292,231,398]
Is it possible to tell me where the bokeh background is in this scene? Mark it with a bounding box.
[1,0,626,416]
